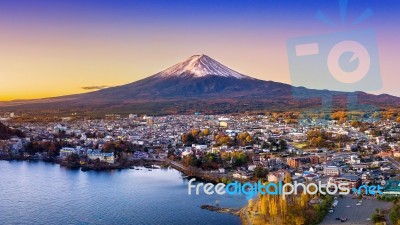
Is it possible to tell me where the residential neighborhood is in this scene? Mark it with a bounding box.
[2,111,400,224]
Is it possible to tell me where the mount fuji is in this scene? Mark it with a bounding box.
[154,54,250,79]
[1,54,399,115]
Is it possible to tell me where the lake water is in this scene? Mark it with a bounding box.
[0,160,246,225]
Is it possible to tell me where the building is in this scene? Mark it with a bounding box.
[350,155,360,164]
[10,138,23,154]
[287,156,319,168]
[233,171,252,180]
[192,144,207,151]
[219,121,228,127]
[59,147,76,159]
[334,174,361,189]
[133,151,149,159]
[315,153,328,163]
[268,170,286,183]
[323,166,342,176]
[87,149,115,164]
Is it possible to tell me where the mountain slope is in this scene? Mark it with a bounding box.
[154,54,250,79]
[1,54,400,115]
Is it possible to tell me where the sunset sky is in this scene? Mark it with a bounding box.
[0,0,399,100]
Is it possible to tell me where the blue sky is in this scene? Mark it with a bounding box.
[0,0,399,100]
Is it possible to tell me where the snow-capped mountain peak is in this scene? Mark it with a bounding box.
[154,54,250,79]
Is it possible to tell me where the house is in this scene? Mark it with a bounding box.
[376,136,386,145]
[268,171,286,183]
[133,151,149,159]
[323,166,341,176]
[287,156,319,168]
[334,174,361,189]
[233,171,252,180]
[59,147,77,159]
[9,138,23,155]
[350,155,360,164]
[380,165,391,171]
[304,173,319,181]
[247,164,257,171]
[192,144,207,151]
[87,149,115,164]
[394,151,400,158]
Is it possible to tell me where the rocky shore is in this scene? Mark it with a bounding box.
[0,156,168,172]
[200,204,242,216]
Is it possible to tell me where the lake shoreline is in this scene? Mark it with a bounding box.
[0,160,244,225]
[1,158,249,224]
[0,156,168,171]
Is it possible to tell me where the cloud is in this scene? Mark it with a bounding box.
[81,85,112,90]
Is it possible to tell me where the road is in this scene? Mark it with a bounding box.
[170,160,187,171]
[385,156,400,170]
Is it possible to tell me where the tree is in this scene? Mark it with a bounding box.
[231,151,247,166]
[300,193,311,208]
[0,122,25,140]
[237,132,252,146]
[188,155,201,167]
[65,153,80,168]
[254,166,268,179]
[280,198,287,219]
[390,205,400,225]
[201,153,220,170]
[181,133,195,144]
[215,134,232,146]
[294,216,305,225]
[261,141,270,149]
[269,197,278,223]
[260,195,268,215]
[278,139,287,151]
[201,128,210,136]
[248,199,254,210]
[284,172,292,184]
[191,129,199,137]
[245,135,253,143]
[372,208,386,223]
[332,111,346,122]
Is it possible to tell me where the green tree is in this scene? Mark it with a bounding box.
[232,152,247,166]
[390,205,400,225]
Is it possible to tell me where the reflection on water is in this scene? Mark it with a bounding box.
[0,161,246,225]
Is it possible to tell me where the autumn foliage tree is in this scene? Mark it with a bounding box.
[237,132,253,146]
[214,133,233,146]
[181,129,210,145]
[249,179,334,225]
[332,111,347,123]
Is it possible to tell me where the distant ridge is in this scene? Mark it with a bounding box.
[1,55,400,115]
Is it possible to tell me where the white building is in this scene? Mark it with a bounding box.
[323,166,341,176]
[59,147,77,159]
[87,149,115,164]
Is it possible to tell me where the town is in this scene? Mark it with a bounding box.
[2,111,400,224]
